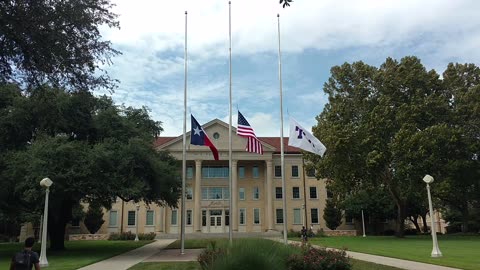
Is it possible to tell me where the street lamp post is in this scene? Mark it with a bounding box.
[134,203,140,242]
[361,210,366,237]
[423,174,442,257]
[39,177,53,267]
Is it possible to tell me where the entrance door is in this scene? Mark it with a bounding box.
[209,210,223,233]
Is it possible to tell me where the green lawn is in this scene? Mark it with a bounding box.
[129,262,201,270]
[166,239,228,249]
[303,235,480,270]
[0,240,151,270]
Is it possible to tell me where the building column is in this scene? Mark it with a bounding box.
[232,160,238,231]
[194,160,202,232]
[266,160,274,231]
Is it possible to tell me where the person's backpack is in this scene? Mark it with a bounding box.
[13,251,32,269]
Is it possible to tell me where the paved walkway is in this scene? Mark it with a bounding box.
[77,237,461,270]
[77,239,176,270]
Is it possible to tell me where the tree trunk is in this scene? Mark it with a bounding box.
[461,207,469,233]
[48,198,73,251]
[48,219,67,250]
[395,202,406,237]
[409,216,421,233]
[421,213,428,233]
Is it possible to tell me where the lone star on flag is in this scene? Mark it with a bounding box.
[193,126,202,136]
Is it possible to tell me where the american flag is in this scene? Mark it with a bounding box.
[237,111,264,154]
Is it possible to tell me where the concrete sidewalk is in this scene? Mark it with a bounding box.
[77,239,176,270]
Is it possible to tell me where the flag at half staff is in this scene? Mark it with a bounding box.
[288,117,326,157]
[191,115,219,160]
[237,111,263,154]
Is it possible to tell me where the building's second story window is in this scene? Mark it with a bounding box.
[292,165,299,177]
[187,166,193,179]
[275,187,283,199]
[310,186,318,199]
[252,165,259,178]
[253,187,260,200]
[202,166,229,178]
[201,187,230,200]
[186,187,193,200]
[239,188,245,200]
[274,165,282,177]
[292,187,300,199]
[239,166,245,179]
[307,168,315,177]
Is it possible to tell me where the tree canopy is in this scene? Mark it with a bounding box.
[0,85,181,249]
[0,0,120,91]
[308,57,480,236]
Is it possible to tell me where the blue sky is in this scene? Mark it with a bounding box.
[98,0,480,136]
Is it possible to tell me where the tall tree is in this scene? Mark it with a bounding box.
[0,86,181,250]
[0,0,120,91]
[308,57,452,237]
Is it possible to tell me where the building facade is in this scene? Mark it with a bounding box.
[93,119,344,235]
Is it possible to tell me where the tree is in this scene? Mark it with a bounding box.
[308,57,456,237]
[0,0,120,91]
[0,86,181,250]
[84,204,105,234]
[323,199,342,230]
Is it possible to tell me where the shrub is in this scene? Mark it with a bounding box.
[288,229,302,238]
[198,241,226,270]
[323,199,342,230]
[404,228,418,235]
[108,231,136,240]
[383,229,395,236]
[287,245,352,270]
[138,232,156,240]
[83,204,105,234]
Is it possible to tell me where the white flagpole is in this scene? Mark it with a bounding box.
[180,10,187,255]
[277,14,288,245]
[228,0,233,244]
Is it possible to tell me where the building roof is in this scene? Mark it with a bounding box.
[154,136,301,154]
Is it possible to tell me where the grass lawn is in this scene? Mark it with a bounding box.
[303,235,480,270]
[166,239,228,249]
[129,262,201,270]
[0,240,151,270]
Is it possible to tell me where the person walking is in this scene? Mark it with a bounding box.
[10,237,40,270]
[301,226,308,243]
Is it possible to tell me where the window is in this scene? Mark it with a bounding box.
[275,187,283,199]
[202,210,207,226]
[292,165,299,177]
[187,166,193,179]
[171,209,178,225]
[187,210,192,225]
[253,187,260,200]
[292,187,300,199]
[307,168,315,177]
[274,165,282,177]
[202,166,229,178]
[201,187,230,200]
[310,187,318,199]
[239,209,246,225]
[293,208,301,224]
[225,210,230,226]
[276,209,284,224]
[239,166,245,179]
[252,166,259,178]
[186,187,193,200]
[311,208,319,224]
[127,211,136,226]
[239,188,245,200]
[327,190,334,199]
[146,210,154,226]
[253,208,260,224]
[109,211,118,227]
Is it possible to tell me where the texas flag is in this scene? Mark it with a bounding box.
[191,115,219,160]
